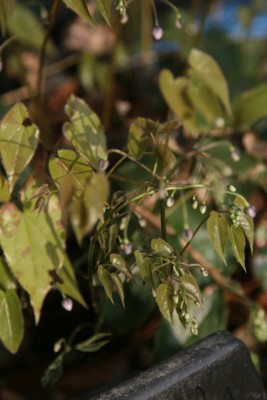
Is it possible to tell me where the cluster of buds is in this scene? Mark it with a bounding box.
[229,204,242,227]
[114,0,127,16]
[177,291,198,335]
[251,306,267,343]
[191,195,207,214]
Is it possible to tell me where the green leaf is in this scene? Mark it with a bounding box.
[110,254,132,278]
[0,195,66,323]
[151,238,174,257]
[207,211,229,264]
[70,172,109,243]
[75,333,110,352]
[62,0,93,24]
[0,257,16,291]
[135,250,154,288]
[156,283,174,324]
[188,49,231,115]
[228,225,246,271]
[41,352,64,386]
[95,0,111,25]
[0,103,39,192]
[239,214,254,254]
[8,4,55,53]
[127,119,150,159]
[98,266,114,304]
[159,70,197,133]
[63,95,107,170]
[233,84,267,129]
[188,83,223,123]
[0,0,15,35]
[98,223,118,255]
[0,290,24,354]
[110,273,125,307]
[179,274,203,306]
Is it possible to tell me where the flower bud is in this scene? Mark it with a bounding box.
[166,196,174,208]
[61,298,73,312]
[191,196,198,210]
[200,204,207,214]
[152,26,163,40]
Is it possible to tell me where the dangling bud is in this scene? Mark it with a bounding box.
[200,267,209,277]
[199,203,207,214]
[121,241,133,255]
[98,159,109,172]
[227,184,236,193]
[182,228,193,240]
[229,145,240,162]
[61,298,73,312]
[138,218,147,227]
[166,196,174,208]
[175,15,183,29]
[191,195,198,210]
[152,26,164,40]
[121,13,128,24]
[245,204,257,218]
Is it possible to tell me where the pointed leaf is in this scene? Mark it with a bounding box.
[63,95,107,170]
[179,274,203,306]
[239,214,254,254]
[188,49,231,115]
[0,195,65,323]
[41,353,64,386]
[62,0,93,24]
[156,283,174,324]
[207,211,229,264]
[110,273,125,307]
[228,225,246,271]
[159,70,196,133]
[110,253,132,278]
[127,119,150,159]
[75,333,110,352]
[95,0,111,25]
[151,238,174,257]
[0,103,39,192]
[98,223,118,255]
[0,290,24,354]
[188,83,223,123]
[98,266,114,304]
[135,250,154,288]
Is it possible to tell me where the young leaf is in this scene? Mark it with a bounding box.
[228,225,246,271]
[75,333,110,352]
[62,0,93,24]
[207,211,228,264]
[41,353,64,386]
[98,266,114,304]
[98,223,118,255]
[0,195,65,323]
[95,0,111,25]
[156,283,174,324]
[239,214,254,254]
[127,119,150,159]
[110,254,132,278]
[179,274,203,307]
[110,273,125,307]
[188,49,231,115]
[151,238,174,257]
[0,290,24,354]
[0,103,39,192]
[63,95,107,170]
[135,250,154,288]
[159,70,196,133]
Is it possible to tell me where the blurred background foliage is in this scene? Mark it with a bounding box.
[0,0,267,399]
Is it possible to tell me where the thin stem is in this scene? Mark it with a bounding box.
[151,0,159,27]
[36,0,60,118]
[179,214,210,257]
[160,199,167,241]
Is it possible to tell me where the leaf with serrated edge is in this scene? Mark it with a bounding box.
[95,0,111,25]
[207,211,228,264]
[179,274,203,306]
[135,250,154,288]
[151,238,174,257]
[110,254,132,278]
[0,290,24,354]
[239,214,254,254]
[62,0,92,24]
[0,195,65,323]
[111,273,125,307]
[156,283,173,324]
[188,49,231,115]
[0,103,39,192]
[98,266,114,304]
[228,225,246,271]
[63,95,107,170]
